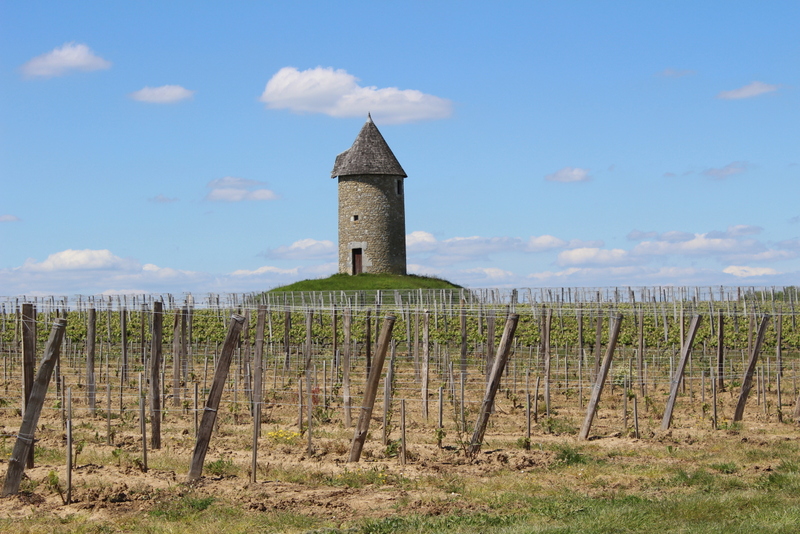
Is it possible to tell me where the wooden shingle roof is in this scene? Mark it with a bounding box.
[331,115,407,178]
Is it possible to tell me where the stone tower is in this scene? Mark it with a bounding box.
[331,115,407,275]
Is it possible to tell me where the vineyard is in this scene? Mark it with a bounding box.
[1,286,800,533]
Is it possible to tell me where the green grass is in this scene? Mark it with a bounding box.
[268,272,461,292]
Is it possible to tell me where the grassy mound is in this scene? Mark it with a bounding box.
[269,273,461,292]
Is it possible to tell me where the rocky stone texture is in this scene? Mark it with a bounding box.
[338,174,407,275]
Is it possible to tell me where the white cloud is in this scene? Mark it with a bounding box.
[717,81,778,100]
[21,42,111,78]
[230,265,299,276]
[526,235,568,252]
[260,66,453,124]
[265,239,336,260]
[205,176,278,202]
[723,266,780,277]
[0,214,20,222]
[463,267,514,280]
[148,195,178,203]
[22,249,136,272]
[707,225,762,239]
[545,167,590,183]
[702,161,749,179]
[130,85,194,103]
[0,247,330,295]
[557,248,631,266]
[627,230,658,241]
[633,234,754,256]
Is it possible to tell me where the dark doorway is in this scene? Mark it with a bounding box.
[352,248,363,275]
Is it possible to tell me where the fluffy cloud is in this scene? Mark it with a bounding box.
[0,214,20,222]
[130,85,194,103]
[633,234,756,256]
[544,167,590,183]
[627,229,659,241]
[717,81,778,100]
[22,249,137,272]
[706,225,762,239]
[21,42,111,78]
[723,266,780,277]
[260,66,453,124]
[205,176,277,202]
[230,265,299,276]
[0,248,337,295]
[264,239,336,260]
[557,248,631,266]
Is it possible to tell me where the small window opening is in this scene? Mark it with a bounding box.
[396,179,403,195]
[352,214,359,221]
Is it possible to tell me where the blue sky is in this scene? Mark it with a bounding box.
[1,1,798,296]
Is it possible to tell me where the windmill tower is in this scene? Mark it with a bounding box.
[331,115,407,275]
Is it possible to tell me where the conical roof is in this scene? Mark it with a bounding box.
[331,115,407,178]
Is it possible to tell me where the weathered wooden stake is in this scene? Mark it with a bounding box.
[578,314,623,441]
[305,311,314,455]
[87,308,97,416]
[467,314,520,456]
[733,315,770,422]
[21,303,36,468]
[421,310,430,420]
[342,307,352,427]
[65,386,73,504]
[400,398,407,465]
[2,318,66,496]
[661,315,702,430]
[139,374,148,472]
[348,315,396,462]
[150,301,163,449]
[187,313,245,482]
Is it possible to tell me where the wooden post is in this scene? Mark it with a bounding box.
[365,309,372,380]
[304,311,314,455]
[592,311,603,383]
[139,374,148,472]
[460,302,468,379]
[21,303,36,468]
[150,301,163,449]
[251,400,260,483]
[2,318,66,496]
[578,314,623,441]
[121,307,128,384]
[661,315,702,430]
[733,315,770,422]
[717,311,725,391]
[637,308,645,396]
[254,305,266,437]
[342,307,352,427]
[66,387,72,504]
[543,308,552,417]
[87,308,97,415]
[400,398,407,465]
[187,313,245,482]
[348,315,396,462]
[172,310,181,407]
[106,381,112,445]
[437,386,444,448]
[421,310,430,420]
[467,314,520,456]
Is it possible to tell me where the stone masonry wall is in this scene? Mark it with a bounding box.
[338,174,406,275]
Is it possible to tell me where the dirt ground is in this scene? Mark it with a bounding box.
[1,373,798,528]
